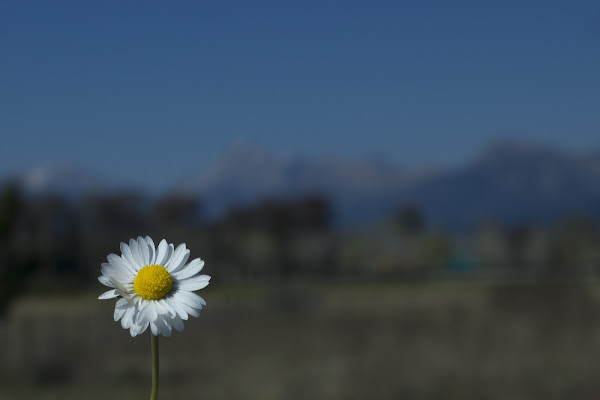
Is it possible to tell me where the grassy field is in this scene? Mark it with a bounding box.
[2,280,600,399]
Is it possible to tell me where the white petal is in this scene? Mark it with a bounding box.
[158,299,177,318]
[137,305,151,327]
[107,254,135,277]
[121,305,136,329]
[129,238,143,267]
[170,314,185,332]
[98,275,114,288]
[137,236,150,265]
[165,243,174,265]
[154,300,168,316]
[155,239,169,266]
[130,322,141,337]
[175,291,204,317]
[138,298,150,313]
[176,275,210,291]
[121,242,141,271]
[101,266,131,287]
[145,236,156,265]
[135,299,149,320]
[111,278,135,301]
[169,250,190,274]
[166,297,189,320]
[157,317,172,337]
[174,291,206,309]
[114,307,126,322]
[113,298,130,321]
[130,302,147,337]
[115,297,130,310]
[148,301,158,322]
[140,319,150,335]
[150,321,159,336]
[136,319,150,336]
[165,244,188,272]
[179,302,200,318]
[98,289,119,300]
[172,259,205,280]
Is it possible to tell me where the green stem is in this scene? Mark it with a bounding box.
[150,333,159,400]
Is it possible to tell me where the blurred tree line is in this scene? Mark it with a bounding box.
[1,182,600,314]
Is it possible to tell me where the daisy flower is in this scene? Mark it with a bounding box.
[98,236,210,337]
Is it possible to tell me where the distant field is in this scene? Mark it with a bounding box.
[2,280,600,400]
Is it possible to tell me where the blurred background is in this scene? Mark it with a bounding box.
[2,1,600,399]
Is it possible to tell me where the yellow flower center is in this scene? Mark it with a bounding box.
[133,265,173,300]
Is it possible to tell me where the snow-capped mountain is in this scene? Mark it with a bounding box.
[179,141,437,222]
[408,140,600,228]
[5,140,600,227]
[17,164,111,197]
[180,140,600,226]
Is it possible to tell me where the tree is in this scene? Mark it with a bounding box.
[154,194,202,229]
[0,183,38,316]
[395,203,424,234]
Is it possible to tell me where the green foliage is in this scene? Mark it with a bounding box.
[0,182,39,315]
[0,182,21,238]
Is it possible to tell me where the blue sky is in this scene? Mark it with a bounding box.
[1,0,599,189]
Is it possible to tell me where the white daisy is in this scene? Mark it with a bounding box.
[98,236,210,337]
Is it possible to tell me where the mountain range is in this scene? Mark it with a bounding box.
[10,140,600,228]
